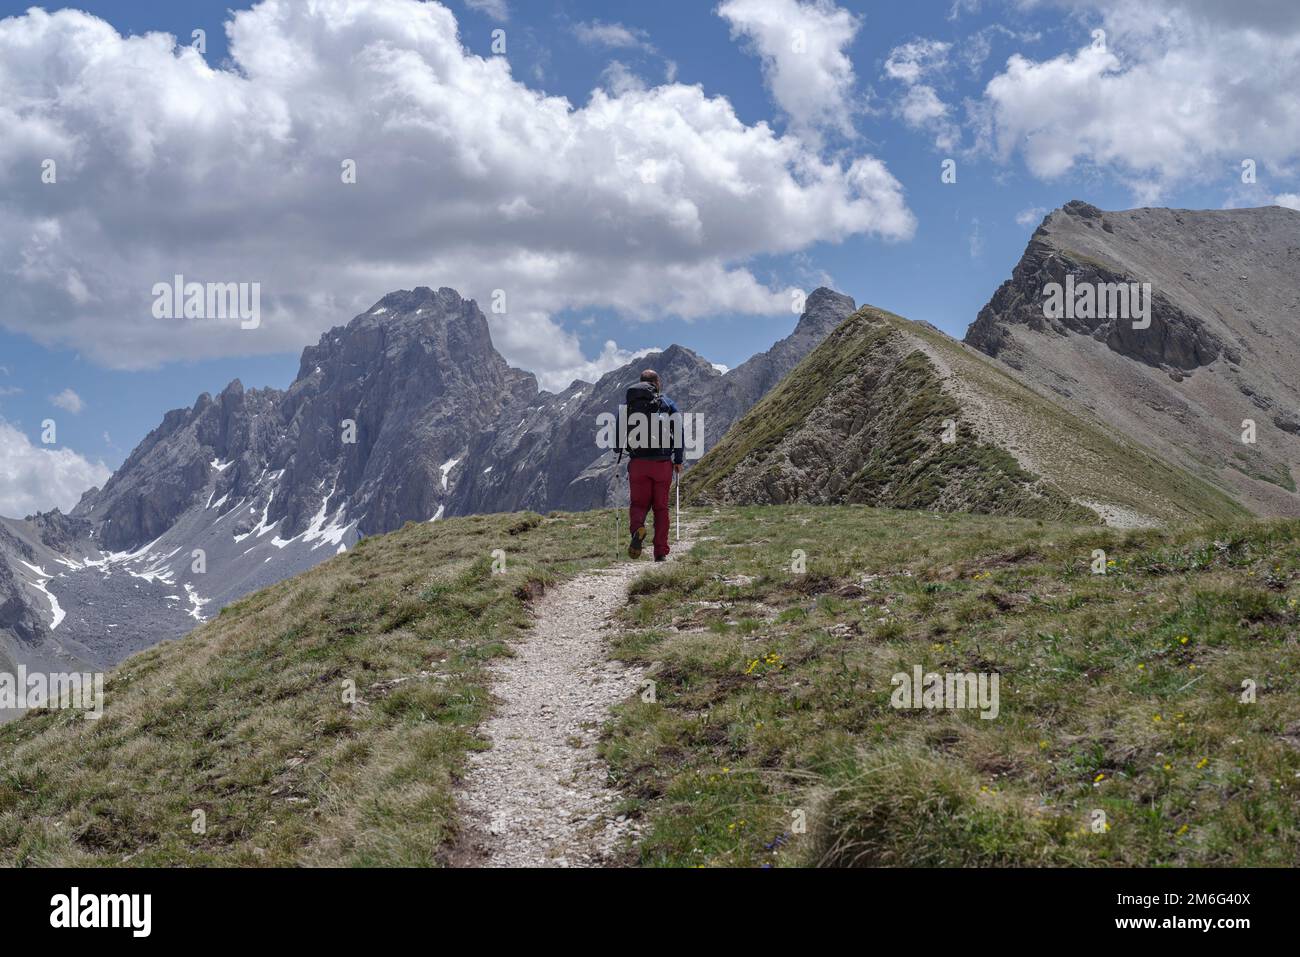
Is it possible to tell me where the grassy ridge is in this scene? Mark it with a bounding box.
[604,505,1300,867]
[686,310,1094,522]
[895,313,1248,526]
[0,510,625,866]
[685,314,898,504]
[687,305,1246,527]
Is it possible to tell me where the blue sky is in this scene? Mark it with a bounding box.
[1,0,1297,515]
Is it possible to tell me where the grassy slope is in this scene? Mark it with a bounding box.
[685,313,898,503]
[687,306,1245,527]
[604,505,1300,866]
[0,510,627,866]
[2,503,1295,868]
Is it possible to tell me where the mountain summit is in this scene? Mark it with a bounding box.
[966,201,1300,516]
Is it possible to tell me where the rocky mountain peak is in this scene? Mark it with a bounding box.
[1059,199,1104,220]
[295,287,496,386]
[643,344,720,387]
[965,200,1300,517]
[363,286,486,334]
[797,288,858,337]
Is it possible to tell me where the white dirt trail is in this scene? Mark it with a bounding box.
[456,522,698,867]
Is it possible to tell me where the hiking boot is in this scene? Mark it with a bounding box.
[654,555,667,563]
[629,526,647,559]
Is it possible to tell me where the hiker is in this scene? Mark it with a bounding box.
[625,369,683,562]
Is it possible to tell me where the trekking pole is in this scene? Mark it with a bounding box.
[675,472,680,542]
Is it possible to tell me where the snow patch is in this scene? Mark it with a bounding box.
[184,583,211,622]
[215,497,245,522]
[440,457,461,491]
[19,561,51,579]
[234,490,281,543]
[23,573,65,630]
[266,481,357,551]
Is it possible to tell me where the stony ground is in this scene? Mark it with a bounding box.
[456,522,696,867]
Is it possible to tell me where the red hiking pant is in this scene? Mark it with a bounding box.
[629,458,674,558]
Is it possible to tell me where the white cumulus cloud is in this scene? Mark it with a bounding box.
[884,38,951,85]
[883,39,961,151]
[50,388,84,414]
[717,0,863,139]
[599,61,646,96]
[980,1,1300,199]
[0,421,111,518]
[0,0,912,389]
